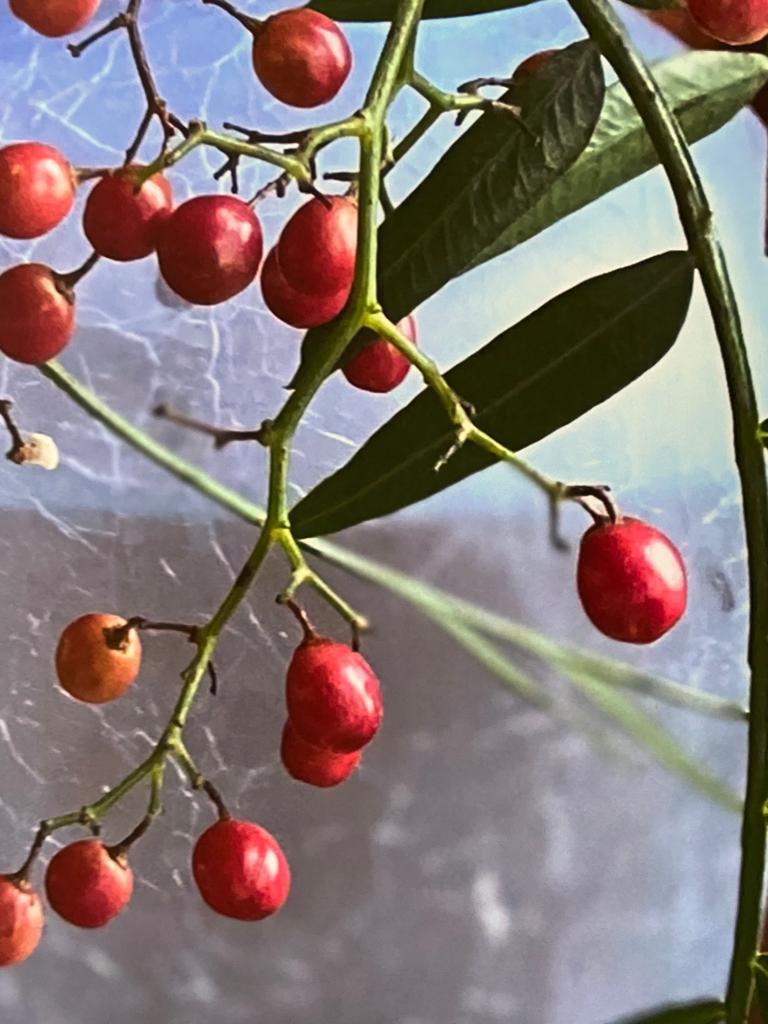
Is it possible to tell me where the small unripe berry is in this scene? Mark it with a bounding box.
[252,9,352,109]
[281,719,361,787]
[156,195,263,306]
[577,517,687,644]
[0,876,43,967]
[286,636,382,753]
[0,143,76,239]
[9,0,100,37]
[83,167,173,262]
[342,315,417,393]
[192,819,290,921]
[276,195,357,297]
[55,613,142,704]
[45,840,132,928]
[688,0,768,45]
[512,48,559,82]
[261,247,348,328]
[0,264,75,365]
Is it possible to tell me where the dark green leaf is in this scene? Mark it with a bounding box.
[376,40,604,323]
[308,0,676,20]
[607,1001,726,1024]
[291,251,693,538]
[468,50,768,269]
[755,954,768,1024]
[290,40,604,391]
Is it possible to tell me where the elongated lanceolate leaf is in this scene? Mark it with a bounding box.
[291,251,693,538]
[308,0,677,20]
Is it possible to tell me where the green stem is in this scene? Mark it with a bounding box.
[567,2,768,1020]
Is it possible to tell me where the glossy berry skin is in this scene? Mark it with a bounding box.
[261,247,348,328]
[0,264,75,365]
[157,195,263,306]
[84,168,172,262]
[281,719,361,787]
[55,613,142,704]
[688,0,768,44]
[192,819,290,921]
[577,517,687,645]
[45,841,132,928]
[0,143,75,240]
[286,637,382,753]
[9,0,100,37]
[252,9,352,109]
[513,49,559,82]
[277,195,357,297]
[342,315,417,393]
[0,876,43,967]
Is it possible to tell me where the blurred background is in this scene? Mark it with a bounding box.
[0,2,763,1022]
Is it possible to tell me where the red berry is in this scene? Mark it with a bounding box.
[252,9,352,109]
[513,49,559,82]
[688,0,768,44]
[261,247,348,328]
[277,195,357,297]
[0,264,75,365]
[156,195,263,306]
[577,517,687,644]
[9,0,100,37]
[84,167,172,262]
[45,840,132,928]
[192,819,290,921]
[286,636,382,753]
[342,315,417,393]
[0,143,75,240]
[281,719,361,787]
[55,613,142,704]
[0,876,43,967]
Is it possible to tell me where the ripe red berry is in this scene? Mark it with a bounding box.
[281,719,361,787]
[688,0,768,44]
[342,315,417,393]
[192,819,290,921]
[577,517,687,644]
[512,48,559,82]
[0,264,75,365]
[0,143,75,240]
[0,876,43,967]
[45,840,132,928]
[9,0,100,37]
[276,195,357,297]
[156,195,263,306]
[83,167,172,262]
[261,247,348,328]
[55,613,142,704]
[252,9,352,108]
[286,636,382,753]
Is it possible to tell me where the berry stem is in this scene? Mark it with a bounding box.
[566,3,768,1019]
[200,0,261,34]
[0,400,25,461]
[107,762,165,858]
[67,13,126,58]
[279,598,319,644]
[153,403,266,448]
[56,251,101,290]
[171,741,230,820]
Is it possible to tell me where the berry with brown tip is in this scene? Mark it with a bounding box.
[9,0,100,37]
[688,0,768,44]
[261,247,349,328]
[0,143,76,239]
[276,195,357,297]
[192,818,290,921]
[286,630,382,753]
[55,613,142,704]
[156,195,263,305]
[281,719,361,787]
[0,876,43,967]
[84,167,173,262]
[0,264,75,365]
[252,9,352,108]
[577,517,687,644]
[512,48,559,82]
[342,315,417,393]
[45,840,132,928]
